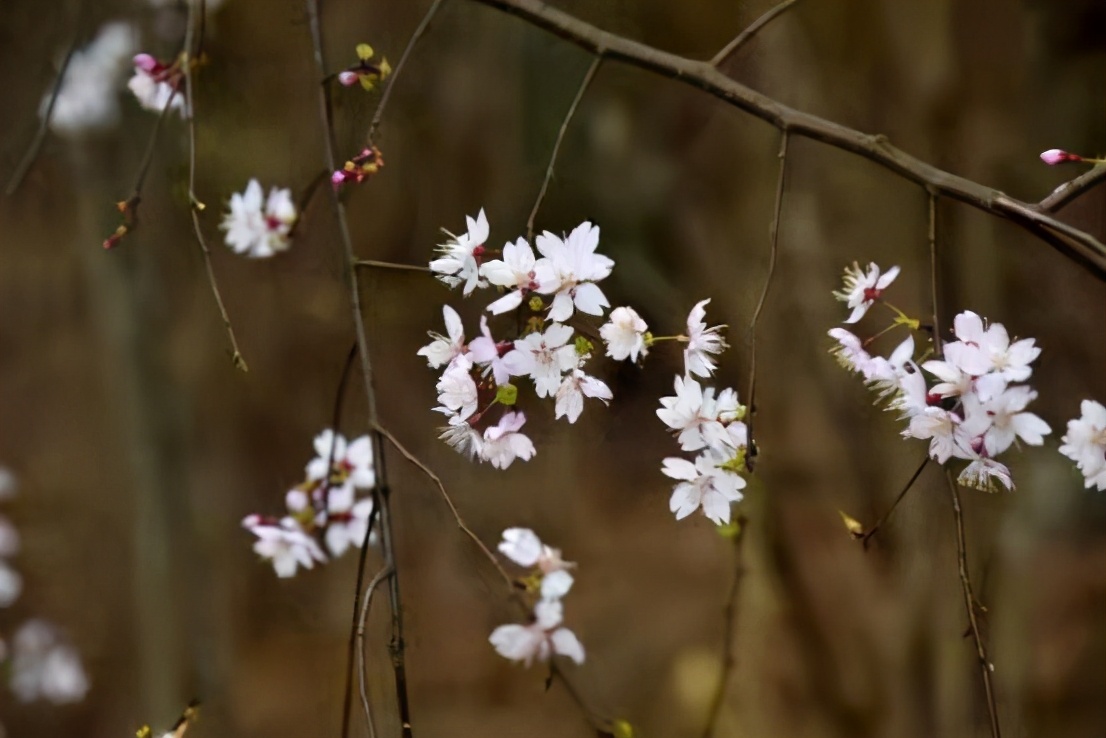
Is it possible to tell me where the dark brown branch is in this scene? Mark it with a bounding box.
[304,2,411,736]
[700,518,748,738]
[465,0,1106,280]
[946,472,1001,738]
[526,55,602,243]
[710,0,800,67]
[366,0,447,146]
[183,0,248,372]
[5,9,82,196]
[745,131,788,471]
[1035,164,1106,213]
[859,454,929,547]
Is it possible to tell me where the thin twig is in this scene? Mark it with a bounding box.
[5,5,84,196]
[357,563,394,738]
[548,663,611,733]
[373,423,512,588]
[304,1,412,735]
[946,472,1001,738]
[356,259,432,273]
[701,518,748,738]
[745,131,788,471]
[1035,164,1106,213]
[927,191,942,355]
[859,455,929,547]
[526,55,602,243]
[710,0,800,67]
[342,499,381,738]
[465,0,1106,279]
[366,0,448,146]
[183,0,248,371]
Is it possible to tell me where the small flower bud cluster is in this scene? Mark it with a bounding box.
[489,528,584,667]
[829,264,1051,491]
[242,430,377,578]
[419,210,618,468]
[331,146,384,188]
[0,469,89,716]
[655,301,746,525]
[337,43,392,90]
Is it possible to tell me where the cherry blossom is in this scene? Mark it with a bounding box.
[828,328,880,379]
[220,179,297,258]
[45,22,136,136]
[243,517,327,578]
[489,599,585,667]
[903,406,968,464]
[305,430,375,489]
[535,222,613,322]
[949,311,1040,385]
[429,209,490,295]
[481,237,551,314]
[960,386,1051,457]
[322,485,376,557]
[8,621,89,704]
[1059,400,1106,491]
[683,299,727,378]
[663,452,746,525]
[555,368,612,423]
[656,375,743,452]
[498,528,576,599]
[128,53,188,117]
[439,421,484,460]
[506,324,578,398]
[833,262,900,324]
[331,146,384,188]
[481,412,536,469]
[957,456,1013,492]
[417,305,466,369]
[600,306,649,362]
[468,316,530,386]
[435,355,479,422]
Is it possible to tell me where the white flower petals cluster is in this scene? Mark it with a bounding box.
[1059,400,1106,491]
[220,179,297,258]
[45,21,137,137]
[600,299,727,380]
[242,430,377,577]
[421,213,622,466]
[489,529,584,667]
[829,279,1051,491]
[833,262,900,324]
[0,469,89,712]
[128,52,189,117]
[658,375,748,525]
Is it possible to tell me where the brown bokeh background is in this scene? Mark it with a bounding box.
[1,0,1104,736]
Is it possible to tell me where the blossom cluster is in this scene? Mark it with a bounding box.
[220,179,297,258]
[0,468,89,716]
[1059,400,1106,491]
[242,430,377,578]
[489,528,584,667]
[829,263,1053,491]
[419,211,619,468]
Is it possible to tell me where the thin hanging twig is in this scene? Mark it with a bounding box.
[526,55,602,243]
[356,259,432,274]
[357,563,394,738]
[745,131,789,470]
[700,518,748,738]
[859,455,929,547]
[710,0,801,67]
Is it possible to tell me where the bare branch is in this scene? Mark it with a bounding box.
[700,518,748,738]
[711,0,801,67]
[304,1,412,735]
[859,455,929,547]
[357,564,394,738]
[1035,164,1106,213]
[367,0,448,146]
[526,55,602,243]
[928,191,942,354]
[373,423,513,588]
[745,131,788,471]
[356,259,432,273]
[465,0,1106,280]
[946,472,1002,738]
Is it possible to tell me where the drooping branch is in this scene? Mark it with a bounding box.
[700,519,748,738]
[1035,164,1106,213]
[465,0,1106,280]
[711,0,801,67]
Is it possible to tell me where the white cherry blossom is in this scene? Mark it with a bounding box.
[429,209,490,295]
[489,598,585,667]
[46,22,136,136]
[663,452,746,525]
[656,375,742,452]
[9,620,89,704]
[323,485,376,558]
[127,53,188,117]
[957,456,1013,492]
[600,307,649,362]
[506,324,578,398]
[439,420,484,460]
[535,222,613,322]
[468,316,530,386]
[683,299,727,378]
[833,262,900,323]
[435,355,479,422]
[481,238,552,314]
[481,411,536,469]
[417,305,466,369]
[1059,400,1106,491]
[555,369,612,423]
[220,179,297,258]
[960,386,1050,457]
[306,430,375,489]
[244,517,327,578]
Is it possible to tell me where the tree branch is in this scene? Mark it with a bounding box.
[357,563,394,738]
[465,0,1106,280]
[745,131,788,471]
[526,55,602,243]
[700,518,747,738]
[710,0,800,67]
[946,472,1001,738]
[859,454,929,547]
[355,259,432,273]
[304,2,412,735]
[1035,164,1106,213]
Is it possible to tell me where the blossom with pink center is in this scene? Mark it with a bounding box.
[220,179,297,258]
[833,262,900,324]
[480,411,536,469]
[535,221,614,322]
[430,209,490,295]
[127,53,188,117]
[481,237,553,314]
[468,316,531,386]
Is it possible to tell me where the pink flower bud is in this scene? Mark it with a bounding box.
[331,170,347,187]
[133,53,158,73]
[1040,148,1081,165]
[338,71,360,87]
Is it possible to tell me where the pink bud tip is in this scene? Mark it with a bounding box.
[241,514,261,528]
[338,71,359,87]
[1040,148,1081,165]
[331,170,346,186]
[133,53,158,72]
